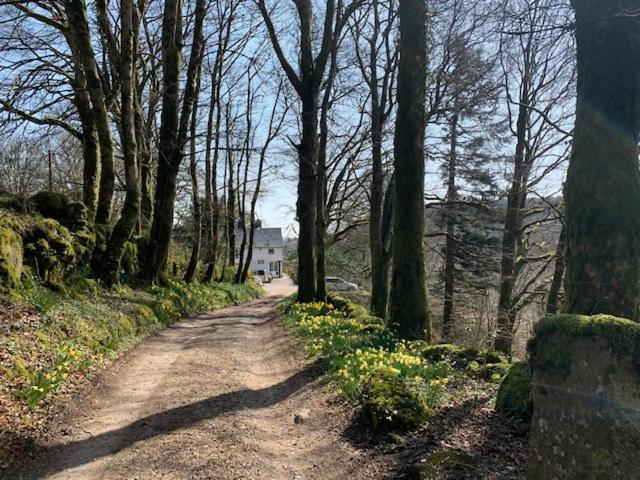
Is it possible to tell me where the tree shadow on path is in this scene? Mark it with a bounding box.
[15,362,322,479]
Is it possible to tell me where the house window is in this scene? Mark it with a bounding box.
[268,248,275,254]
[257,259,265,265]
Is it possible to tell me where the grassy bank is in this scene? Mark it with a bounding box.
[0,276,263,466]
[281,296,512,433]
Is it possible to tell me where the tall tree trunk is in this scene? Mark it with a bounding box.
[203,7,235,282]
[225,104,236,268]
[564,0,640,319]
[494,79,530,355]
[204,90,222,281]
[66,0,115,225]
[546,222,566,314]
[145,0,206,283]
[369,97,387,317]
[389,0,430,341]
[100,0,140,286]
[140,77,159,230]
[365,0,396,318]
[144,0,182,281]
[315,122,327,301]
[241,149,267,284]
[442,112,458,339]
[184,71,203,283]
[203,71,217,282]
[315,12,341,301]
[72,67,100,217]
[297,90,318,302]
[235,77,254,284]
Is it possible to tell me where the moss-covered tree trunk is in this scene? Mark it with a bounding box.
[145,0,206,283]
[442,112,458,339]
[100,0,140,286]
[563,0,640,319]
[72,67,100,219]
[136,49,156,233]
[315,12,342,302]
[388,0,430,341]
[546,222,566,314]
[315,116,327,302]
[144,0,181,282]
[66,0,115,226]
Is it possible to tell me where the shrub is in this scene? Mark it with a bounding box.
[495,361,532,421]
[360,365,432,431]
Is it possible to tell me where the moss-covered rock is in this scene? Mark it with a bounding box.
[30,191,69,221]
[495,361,532,421]
[0,219,23,289]
[528,314,640,479]
[420,344,508,377]
[122,241,139,278]
[0,193,30,212]
[529,314,640,379]
[405,449,475,479]
[421,343,464,362]
[327,294,370,318]
[22,219,76,282]
[67,201,89,229]
[360,365,430,431]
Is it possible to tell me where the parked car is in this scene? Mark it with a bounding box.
[252,275,264,286]
[326,276,358,292]
[255,270,273,283]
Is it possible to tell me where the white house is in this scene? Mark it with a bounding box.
[236,227,284,278]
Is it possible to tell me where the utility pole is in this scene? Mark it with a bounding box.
[48,149,53,191]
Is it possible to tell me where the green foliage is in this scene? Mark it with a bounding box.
[495,361,532,421]
[360,365,433,431]
[16,274,60,313]
[19,344,86,407]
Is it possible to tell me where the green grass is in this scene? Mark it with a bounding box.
[1,276,263,409]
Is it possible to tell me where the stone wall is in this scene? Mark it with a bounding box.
[528,314,640,479]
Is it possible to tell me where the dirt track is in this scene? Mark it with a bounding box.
[17,278,385,480]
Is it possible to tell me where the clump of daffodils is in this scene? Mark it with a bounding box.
[285,301,451,414]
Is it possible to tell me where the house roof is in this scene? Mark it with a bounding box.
[236,227,283,248]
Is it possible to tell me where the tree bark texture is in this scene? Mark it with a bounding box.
[388,0,430,341]
[100,0,140,286]
[145,0,206,283]
[442,112,458,339]
[66,0,115,226]
[563,0,640,320]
